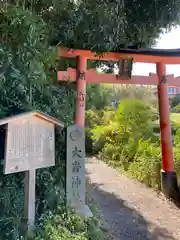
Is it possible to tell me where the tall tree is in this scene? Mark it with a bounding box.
[52,0,180,51]
[2,0,180,50]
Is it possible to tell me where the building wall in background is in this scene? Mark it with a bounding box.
[153,86,180,98]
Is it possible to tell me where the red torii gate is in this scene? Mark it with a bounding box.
[58,47,180,199]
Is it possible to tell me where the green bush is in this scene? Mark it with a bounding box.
[91,123,120,152]
[115,99,156,140]
[28,206,105,240]
[173,130,180,184]
[99,134,141,170]
[172,104,180,113]
[171,95,180,109]
[88,99,164,190]
[87,109,116,153]
[85,109,104,154]
[128,140,161,189]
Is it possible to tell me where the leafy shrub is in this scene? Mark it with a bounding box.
[128,140,161,189]
[85,109,104,154]
[116,99,156,140]
[87,109,116,153]
[99,134,141,171]
[89,99,164,190]
[91,98,156,158]
[173,130,180,184]
[171,95,180,109]
[28,206,105,240]
[172,104,180,113]
[91,122,120,152]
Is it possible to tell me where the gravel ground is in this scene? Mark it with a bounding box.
[85,157,180,240]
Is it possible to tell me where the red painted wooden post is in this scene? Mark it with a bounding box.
[157,62,174,172]
[157,62,179,198]
[75,56,87,127]
[74,56,93,217]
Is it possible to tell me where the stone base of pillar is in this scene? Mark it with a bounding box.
[73,204,93,219]
[161,170,180,201]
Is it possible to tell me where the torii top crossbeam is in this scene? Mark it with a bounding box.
[59,47,180,64]
[58,47,180,86]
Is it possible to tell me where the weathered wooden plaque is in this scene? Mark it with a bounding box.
[66,125,85,207]
[4,116,55,174]
[118,57,133,79]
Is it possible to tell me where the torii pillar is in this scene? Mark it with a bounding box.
[75,56,93,217]
[157,62,179,199]
[76,56,87,127]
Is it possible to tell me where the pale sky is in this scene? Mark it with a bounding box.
[133,26,180,77]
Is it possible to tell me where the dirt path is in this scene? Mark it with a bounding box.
[85,157,180,240]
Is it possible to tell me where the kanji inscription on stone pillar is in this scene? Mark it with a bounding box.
[66,125,85,207]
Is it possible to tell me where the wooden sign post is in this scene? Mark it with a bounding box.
[24,169,36,231]
[0,111,64,232]
[66,125,92,218]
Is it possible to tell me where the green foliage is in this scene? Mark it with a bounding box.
[86,84,157,110]
[0,5,76,120]
[0,169,24,239]
[3,0,180,51]
[53,0,180,51]
[92,122,120,153]
[89,110,117,153]
[174,128,180,147]
[172,104,180,113]
[0,5,104,240]
[128,140,161,189]
[171,95,180,109]
[173,129,180,185]
[88,98,162,188]
[116,99,156,140]
[85,83,116,153]
[89,99,157,172]
[87,94,180,192]
[27,207,105,240]
[174,148,180,185]
[85,85,158,153]
[86,84,113,110]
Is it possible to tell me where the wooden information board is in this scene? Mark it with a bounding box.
[4,116,55,174]
[0,111,64,232]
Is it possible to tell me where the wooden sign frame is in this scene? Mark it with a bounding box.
[4,117,55,174]
[0,111,64,232]
[118,57,133,79]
